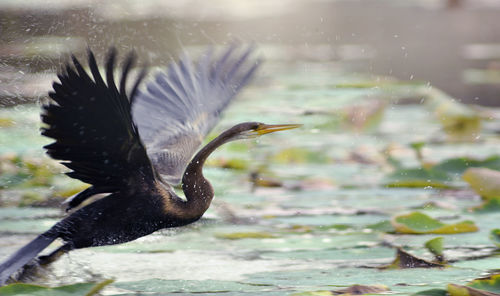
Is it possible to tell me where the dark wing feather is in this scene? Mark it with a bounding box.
[42,48,155,199]
[133,44,260,184]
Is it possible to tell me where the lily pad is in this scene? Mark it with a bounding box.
[463,168,500,200]
[365,220,395,233]
[433,156,500,175]
[424,237,444,259]
[292,285,390,296]
[380,248,445,269]
[413,289,448,296]
[391,212,478,234]
[423,87,483,142]
[467,274,500,294]
[447,281,500,296]
[292,291,335,296]
[0,280,112,296]
[490,229,500,248]
[332,284,390,295]
[114,279,265,294]
[471,199,500,213]
[384,168,453,189]
[215,232,278,240]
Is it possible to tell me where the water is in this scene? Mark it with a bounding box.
[1,1,500,295]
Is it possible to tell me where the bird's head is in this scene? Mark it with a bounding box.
[226,122,302,141]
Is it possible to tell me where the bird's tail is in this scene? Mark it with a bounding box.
[0,232,57,285]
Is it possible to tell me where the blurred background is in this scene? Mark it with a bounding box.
[1,0,500,106]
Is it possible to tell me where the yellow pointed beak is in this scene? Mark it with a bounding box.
[255,123,302,135]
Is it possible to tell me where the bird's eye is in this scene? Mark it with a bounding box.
[252,123,262,130]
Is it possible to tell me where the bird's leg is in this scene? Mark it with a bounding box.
[37,244,72,266]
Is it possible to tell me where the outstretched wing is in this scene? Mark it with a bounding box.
[41,48,155,208]
[133,44,260,184]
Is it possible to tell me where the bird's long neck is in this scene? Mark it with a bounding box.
[175,130,234,222]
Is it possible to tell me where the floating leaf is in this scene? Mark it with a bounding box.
[425,237,444,259]
[467,274,500,294]
[423,87,482,142]
[447,284,499,296]
[391,212,478,234]
[365,220,395,233]
[433,156,500,175]
[471,199,500,213]
[292,291,334,296]
[491,229,500,248]
[114,278,263,293]
[215,232,278,240]
[447,274,500,296]
[332,284,390,295]
[413,289,448,296]
[318,224,352,231]
[384,168,452,189]
[463,168,500,200]
[0,280,113,296]
[380,248,445,269]
[292,285,389,296]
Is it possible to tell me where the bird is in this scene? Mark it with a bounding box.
[0,44,300,285]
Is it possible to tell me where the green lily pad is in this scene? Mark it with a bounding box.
[490,229,500,248]
[0,280,112,296]
[114,279,265,293]
[365,220,395,233]
[246,266,482,294]
[332,285,390,295]
[413,289,448,296]
[292,291,334,296]
[467,274,500,294]
[423,87,483,142]
[215,232,278,240]
[391,212,479,234]
[447,280,500,296]
[471,199,500,213]
[433,156,500,175]
[292,285,389,296]
[425,237,444,258]
[463,168,500,200]
[384,168,453,189]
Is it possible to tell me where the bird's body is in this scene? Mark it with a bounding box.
[52,188,170,249]
[0,44,299,285]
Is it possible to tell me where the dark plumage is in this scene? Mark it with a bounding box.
[0,45,299,285]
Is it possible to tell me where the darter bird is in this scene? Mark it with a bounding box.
[0,44,300,285]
